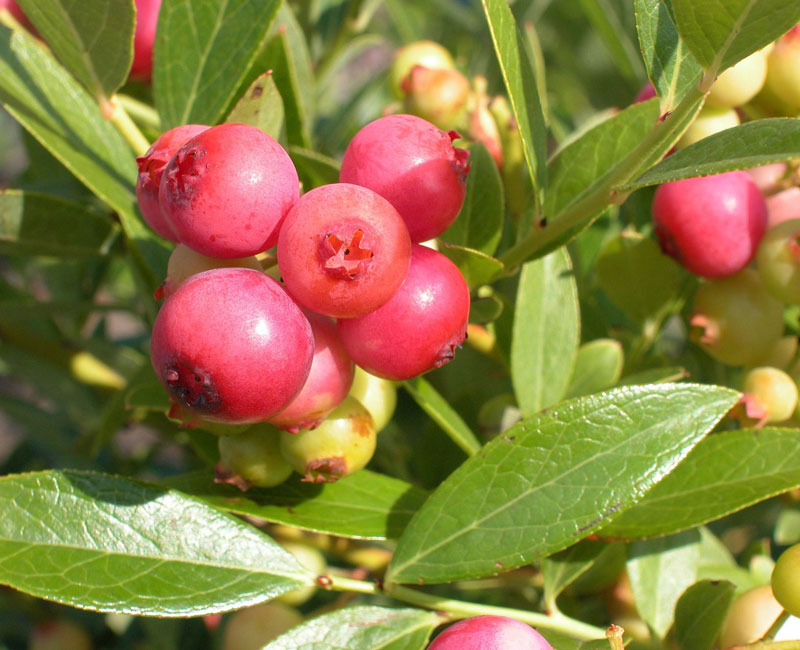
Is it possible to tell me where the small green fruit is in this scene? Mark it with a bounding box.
[772,543,800,617]
[348,366,397,433]
[216,424,293,490]
[756,218,800,304]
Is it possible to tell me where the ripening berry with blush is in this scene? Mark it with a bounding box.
[738,366,799,426]
[426,616,554,650]
[279,396,377,483]
[718,585,785,648]
[690,269,784,367]
[746,162,788,194]
[402,65,470,131]
[277,183,412,318]
[652,171,767,278]
[130,0,162,82]
[215,424,293,490]
[757,218,800,304]
[151,268,313,424]
[390,40,455,98]
[160,243,261,299]
[767,187,800,228]
[159,123,299,258]
[268,311,355,432]
[338,244,470,381]
[764,26,800,112]
[340,114,470,242]
[136,124,209,241]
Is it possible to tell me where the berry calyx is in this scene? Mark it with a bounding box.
[337,244,470,381]
[150,268,313,424]
[136,124,209,242]
[279,396,376,483]
[339,114,471,242]
[426,616,554,650]
[652,171,767,278]
[277,183,412,318]
[159,123,299,258]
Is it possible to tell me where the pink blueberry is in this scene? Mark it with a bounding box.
[426,616,554,650]
[130,0,162,82]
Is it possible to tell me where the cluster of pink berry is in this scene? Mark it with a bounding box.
[137,114,471,485]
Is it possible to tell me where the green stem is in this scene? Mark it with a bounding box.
[497,85,706,271]
[766,611,791,640]
[117,94,161,133]
[107,95,151,156]
[326,575,605,640]
[732,642,800,650]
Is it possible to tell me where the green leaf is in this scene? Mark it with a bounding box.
[600,428,800,539]
[469,295,504,324]
[164,470,427,541]
[634,0,702,111]
[542,540,608,607]
[438,243,504,289]
[258,5,314,148]
[482,0,547,207]
[288,146,340,188]
[674,580,736,650]
[225,71,285,141]
[442,142,504,256]
[386,383,739,585]
[0,190,119,257]
[619,366,689,386]
[546,100,659,220]
[0,26,165,288]
[627,531,701,638]
[579,0,643,84]
[402,377,482,457]
[17,0,135,101]
[670,0,800,75]
[511,247,579,416]
[565,339,624,399]
[621,118,800,191]
[0,471,310,615]
[154,0,281,128]
[263,606,440,650]
[596,231,682,322]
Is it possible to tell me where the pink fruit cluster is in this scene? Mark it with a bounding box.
[142,115,471,481]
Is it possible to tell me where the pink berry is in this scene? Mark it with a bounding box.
[767,187,800,228]
[268,311,355,432]
[130,0,162,82]
[634,82,657,103]
[277,183,412,318]
[337,244,469,381]
[150,268,313,424]
[136,124,209,242]
[652,171,767,278]
[426,616,553,650]
[159,123,299,258]
[339,114,470,242]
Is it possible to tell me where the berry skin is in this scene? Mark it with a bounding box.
[690,269,784,367]
[426,616,554,650]
[402,65,471,131]
[277,183,412,318]
[767,188,800,229]
[337,244,470,381]
[222,602,302,650]
[764,26,800,112]
[215,424,293,490]
[738,366,799,426]
[150,268,313,424]
[677,106,740,149]
[268,311,355,432]
[634,82,657,103]
[279,396,377,483]
[340,114,471,242]
[130,0,162,82]
[390,40,455,98]
[718,585,784,648]
[29,620,92,650]
[159,243,261,299]
[772,543,800,617]
[746,162,788,194]
[757,218,800,304]
[136,124,209,242]
[276,541,327,606]
[159,123,299,258]
[652,171,767,278]
[348,366,397,433]
[706,48,769,108]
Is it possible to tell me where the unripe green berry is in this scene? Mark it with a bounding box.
[706,49,769,108]
[772,543,800,617]
[389,40,455,98]
[348,366,397,433]
[280,396,376,483]
[740,366,799,425]
[160,243,261,299]
[276,541,327,606]
[764,26,800,112]
[216,424,293,490]
[690,269,784,366]
[757,218,800,304]
[677,105,740,149]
